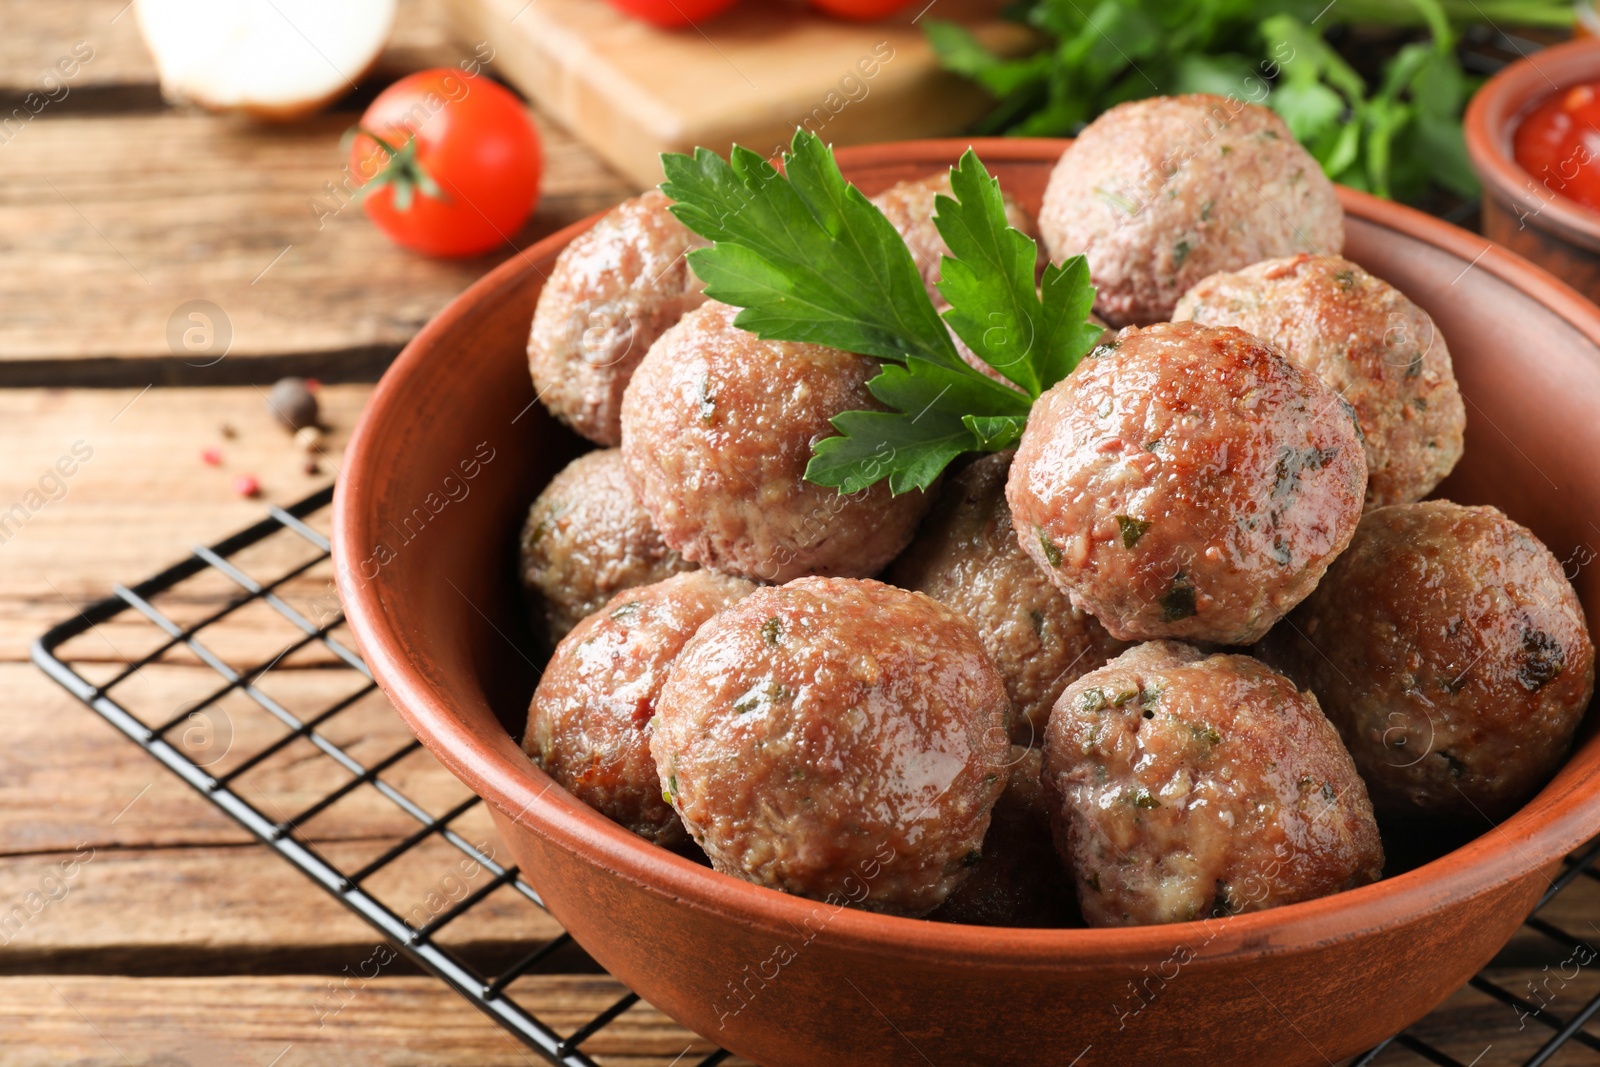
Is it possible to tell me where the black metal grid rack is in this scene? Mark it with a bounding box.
[31,487,725,1067]
[32,488,1600,1066]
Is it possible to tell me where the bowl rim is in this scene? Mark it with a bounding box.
[336,136,1600,967]
[1465,35,1600,250]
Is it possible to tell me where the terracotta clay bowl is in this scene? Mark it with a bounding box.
[334,139,1600,1067]
[1466,36,1600,306]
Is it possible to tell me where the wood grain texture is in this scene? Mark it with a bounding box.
[0,0,462,108]
[0,385,366,661]
[0,117,626,382]
[0,975,756,1066]
[0,839,566,975]
[0,0,634,381]
[446,0,1035,185]
[0,968,1578,1066]
[0,383,568,957]
[0,379,733,1063]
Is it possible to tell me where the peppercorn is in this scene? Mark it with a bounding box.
[267,377,319,431]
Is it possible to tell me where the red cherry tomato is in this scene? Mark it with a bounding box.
[805,0,915,20]
[602,0,739,29]
[1513,81,1600,214]
[351,68,543,258]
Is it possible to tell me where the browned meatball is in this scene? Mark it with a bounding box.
[931,746,1076,927]
[1044,641,1384,927]
[621,301,933,583]
[528,190,706,445]
[519,448,694,643]
[1039,94,1344,327]
[525,571,755,845]
[1175,254,1465,509]
[1258,502,1595,822]
[887,452,1130,744]
[872,172,1041,303]
[651,577,1011,916]
[1008,321,1367,645]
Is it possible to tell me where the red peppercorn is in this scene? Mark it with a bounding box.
[232,474,260,498]
[201,446,223,466]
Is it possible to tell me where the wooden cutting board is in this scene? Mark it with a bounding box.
[444,0,1034,186]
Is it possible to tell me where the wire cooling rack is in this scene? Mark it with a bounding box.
[30,487,1600,1066]
[30,487,726,1067]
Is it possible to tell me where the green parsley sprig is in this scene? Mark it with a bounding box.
[924,0,1554,202]
[659,129,1100,496]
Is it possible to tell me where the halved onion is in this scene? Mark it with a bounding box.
[135,0,397,121]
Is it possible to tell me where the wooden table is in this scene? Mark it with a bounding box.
[0,2,1592,1064]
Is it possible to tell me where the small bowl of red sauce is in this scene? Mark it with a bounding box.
[1513,81,1600,213]
[1467,36,1600,302]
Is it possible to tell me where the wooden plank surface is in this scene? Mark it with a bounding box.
[0,0,634,382]
[449,0,1034,186]
[0,383,362,647]
[0,967,1579,1067]
[0,975,755,1066]
[0,384,560,944]
[0,113,629,381]
[0,0,462,108]
[0,385,624,1057]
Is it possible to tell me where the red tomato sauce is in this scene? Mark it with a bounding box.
[1513,81,1600,213]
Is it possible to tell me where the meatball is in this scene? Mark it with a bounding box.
[519,448,694,643]
[871,171,1041,303]
[528,190,706,445]
[652,577,1011,916]
[1008,321,1367,645]
[932,746,1075,927]
[1257,501,1595,822]
[887,452,1130,743]
[525,571,756,845]
[1044,641,1384,927]
[621,300,933,583]
[1038,94,1344,327]
[1175,254,1465,509]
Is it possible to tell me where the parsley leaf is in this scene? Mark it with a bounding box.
[936,151,1104,393]
[658,129,1099,496]
[930,0,1516,205]
[810,358,1033,494]
[659,135,959,370]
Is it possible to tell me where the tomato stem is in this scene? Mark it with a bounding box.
[345,124,449,210]
[355,125,403,158]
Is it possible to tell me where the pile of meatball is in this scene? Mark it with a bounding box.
[516,94,1594,928]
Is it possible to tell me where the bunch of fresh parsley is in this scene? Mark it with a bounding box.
[659,130,1101,496]
[926,0,1571,202]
